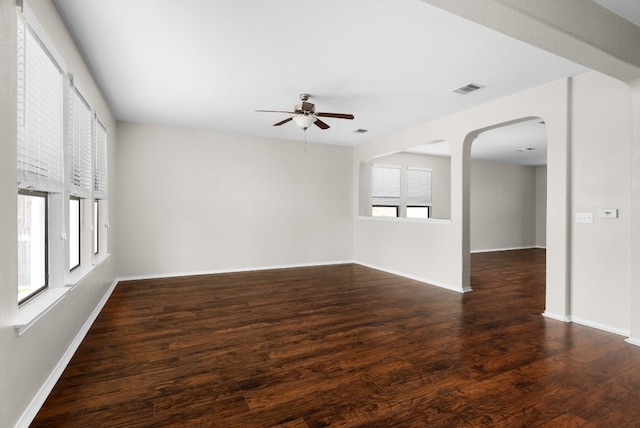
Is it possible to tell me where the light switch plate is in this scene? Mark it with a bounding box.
[600,209,618,219]
[576,213,593,224]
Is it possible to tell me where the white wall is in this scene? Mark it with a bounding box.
[355,70,635,334]
[0,1,118,427]
[355,77,571,297]
[470,159,537,252]
[115,123,354,278]
[570,71,633,333]
[536,166,547,248]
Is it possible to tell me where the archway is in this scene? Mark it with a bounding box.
[466,117,548,311]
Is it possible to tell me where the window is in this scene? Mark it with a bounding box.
[68,81,93,197]
[94,119,108,200]
[16,6,109,308]
[93,200,99,255]
[407,167,432,219]
[93,119,108,257]
[372,206,399,217]
[17,21,65,192]
[406,206,430,219]
[370,164,433,219]
[17,15,64,302]
[69,197,80,270]
[18,191,47,304]
[372,164,401,217]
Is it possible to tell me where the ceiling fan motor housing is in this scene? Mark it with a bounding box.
[294,102,315,115]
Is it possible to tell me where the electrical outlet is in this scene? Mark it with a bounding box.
[576,213,593,224]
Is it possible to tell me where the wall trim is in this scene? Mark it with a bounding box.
[116,260,355,282]
[542,311,571,322]
[16,278,119,428]
[570,315,630,337]
[625,337,640,347]
[471,245,540,254]
[543,311,631,338]
[355,261,470,293]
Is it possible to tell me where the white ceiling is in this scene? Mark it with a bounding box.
[405,118,547,166]
[593,0,640,27]
[54,0,589,160]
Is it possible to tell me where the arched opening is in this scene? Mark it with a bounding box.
[468,118,547,311]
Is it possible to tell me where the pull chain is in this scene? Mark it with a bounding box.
[303,129,307,152]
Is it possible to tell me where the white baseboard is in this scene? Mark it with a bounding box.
[355,261,470,293]
[471,245,540,254]
[543,312,631,338]
[16,278,119,428]
[569,316,630,337]
[116,260,355,282]
[625,337,640,347]
[542,311,572,322]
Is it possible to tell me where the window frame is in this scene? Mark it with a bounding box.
[406,205,431,219]
[69,196,81,271]
[93,199,99,255]
[17,190,49,305]
[372,205,399,218]
[370,163,433,219]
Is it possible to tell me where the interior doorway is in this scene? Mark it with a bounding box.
[468,118,548,311]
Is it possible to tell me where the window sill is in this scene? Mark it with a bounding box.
[357,216,452,224]
[16,253,111,335]
[16,288,69,335]
[68,252,111,289]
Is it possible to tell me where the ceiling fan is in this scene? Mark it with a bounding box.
[256,93,354,130]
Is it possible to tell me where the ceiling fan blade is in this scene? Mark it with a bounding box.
[256,109,295,114]
[314,118,330,129]
[316,112,355,120]
[273,117,293,126]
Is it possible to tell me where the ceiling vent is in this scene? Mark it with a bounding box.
[452,82,485,95]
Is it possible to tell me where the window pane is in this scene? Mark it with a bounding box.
[407,206,430,219]
[372,206,398,217]
[18,193,47,303]
[69,198,80,270]
[94,200,99,255]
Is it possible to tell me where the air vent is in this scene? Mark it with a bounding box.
[354,129,368,133]
[451,82,485,95]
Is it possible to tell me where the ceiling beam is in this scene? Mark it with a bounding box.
[421,0,640,82]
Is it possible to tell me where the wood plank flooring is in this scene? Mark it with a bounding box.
[31,249,640,427]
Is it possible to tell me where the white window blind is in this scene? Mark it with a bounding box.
[407,167,432,206]
[17,20,65,193]
[68,81,93,198]
[372,164,401,206]
[94,118,108,199]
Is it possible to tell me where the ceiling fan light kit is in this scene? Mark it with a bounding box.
[292,115,315,130]
[256,93,355,132]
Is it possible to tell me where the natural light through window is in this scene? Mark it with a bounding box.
[407,206,430,219]
[69,198,80,270]
[372,206,399,217]
[93,200,99,254]
[18,192,47,303]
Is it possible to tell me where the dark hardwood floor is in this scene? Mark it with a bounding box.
[32,249,640,427]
